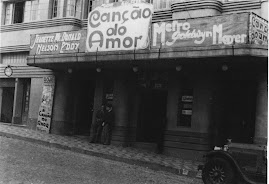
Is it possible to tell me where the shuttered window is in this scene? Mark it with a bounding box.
[4,1,25,25]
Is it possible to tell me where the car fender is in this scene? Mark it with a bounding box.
[204,150,258,184]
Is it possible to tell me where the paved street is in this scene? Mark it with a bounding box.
[0,136,203,184]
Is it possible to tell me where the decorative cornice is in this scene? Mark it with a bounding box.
[0,65,53,78]
[171,0,261,15]
[0,18,82,33]
[82,19,88,28]
[222,0,261,13]
[152,10,173,22]
[0,45,30,53]
[171,0,223,14]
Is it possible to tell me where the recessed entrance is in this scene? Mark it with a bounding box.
[0,87,15,123]
[214,79,256,145]
[136,89,167,150]
[72,80,95,135]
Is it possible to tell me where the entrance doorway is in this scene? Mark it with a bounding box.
[21,79,31,125]
[0,87,15,123]
[137,89,167,145]
[73,80,95,135]
[213,80,256,145]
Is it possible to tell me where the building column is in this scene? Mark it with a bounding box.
[113,72,129,127]
[28,78,43,130]
[51,75,72,135]
[12,78,24,124]
[0,88,3,120]
[91,73,105,128]
[112,71,134,146]
[254,73,268,145]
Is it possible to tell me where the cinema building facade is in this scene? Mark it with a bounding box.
[1,0,268,160]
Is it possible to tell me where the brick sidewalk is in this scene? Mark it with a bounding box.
[0,123,203,179]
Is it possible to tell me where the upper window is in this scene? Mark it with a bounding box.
[66,0,82,18]
[151,0,171,10]
[24,0,40,22]
[13,2,25,23]
[4,3,13,25]
[84,0,172,20]
[3,0,44,24]
[88,0,171,13]
[91,0,113,11]
[52,0,59,18]
[4,1,25,25]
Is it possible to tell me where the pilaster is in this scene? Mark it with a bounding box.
[254,73,268,145]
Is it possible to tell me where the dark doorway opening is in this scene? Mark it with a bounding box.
[73,80,95,135]
[137,89,167,144]
[213,80,256,145]
[0,87,15,123]
[21,79,31,125]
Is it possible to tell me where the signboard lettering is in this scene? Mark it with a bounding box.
[30,30,86,55]
[152,13,249,48]
[86,2,153,52]
[249,13,268,45]
[182,95,193,102]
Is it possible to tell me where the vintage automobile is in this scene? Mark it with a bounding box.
[200,142,267,184]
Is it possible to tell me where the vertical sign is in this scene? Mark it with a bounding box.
[249,13,268,45]
[37,76,55,133]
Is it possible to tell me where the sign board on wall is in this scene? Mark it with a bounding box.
[177,89,193,127]
[30,30,86,55]
[36,76,55,133]
[249,13,268,45]
[86,2,153,52]
[152,13,249,48]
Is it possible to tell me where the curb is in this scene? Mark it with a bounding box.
[0,131,202,179]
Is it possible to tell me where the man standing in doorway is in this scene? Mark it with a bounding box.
[90,104,105,143]
[102,103,114,145]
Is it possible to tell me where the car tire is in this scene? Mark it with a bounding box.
[202,157,235,184]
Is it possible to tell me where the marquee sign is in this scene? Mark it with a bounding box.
[152,13,249,48]
[30,30,86,55]
[86,2,153,52]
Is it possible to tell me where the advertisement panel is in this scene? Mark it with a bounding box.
[36,76,55,133]
[86,2,153,52]
[151,13,249,48]
[249,13,268,45]
[177,89,193,127]
[30,30,86,55]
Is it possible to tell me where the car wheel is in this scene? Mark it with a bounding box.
[202,157,235,184]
